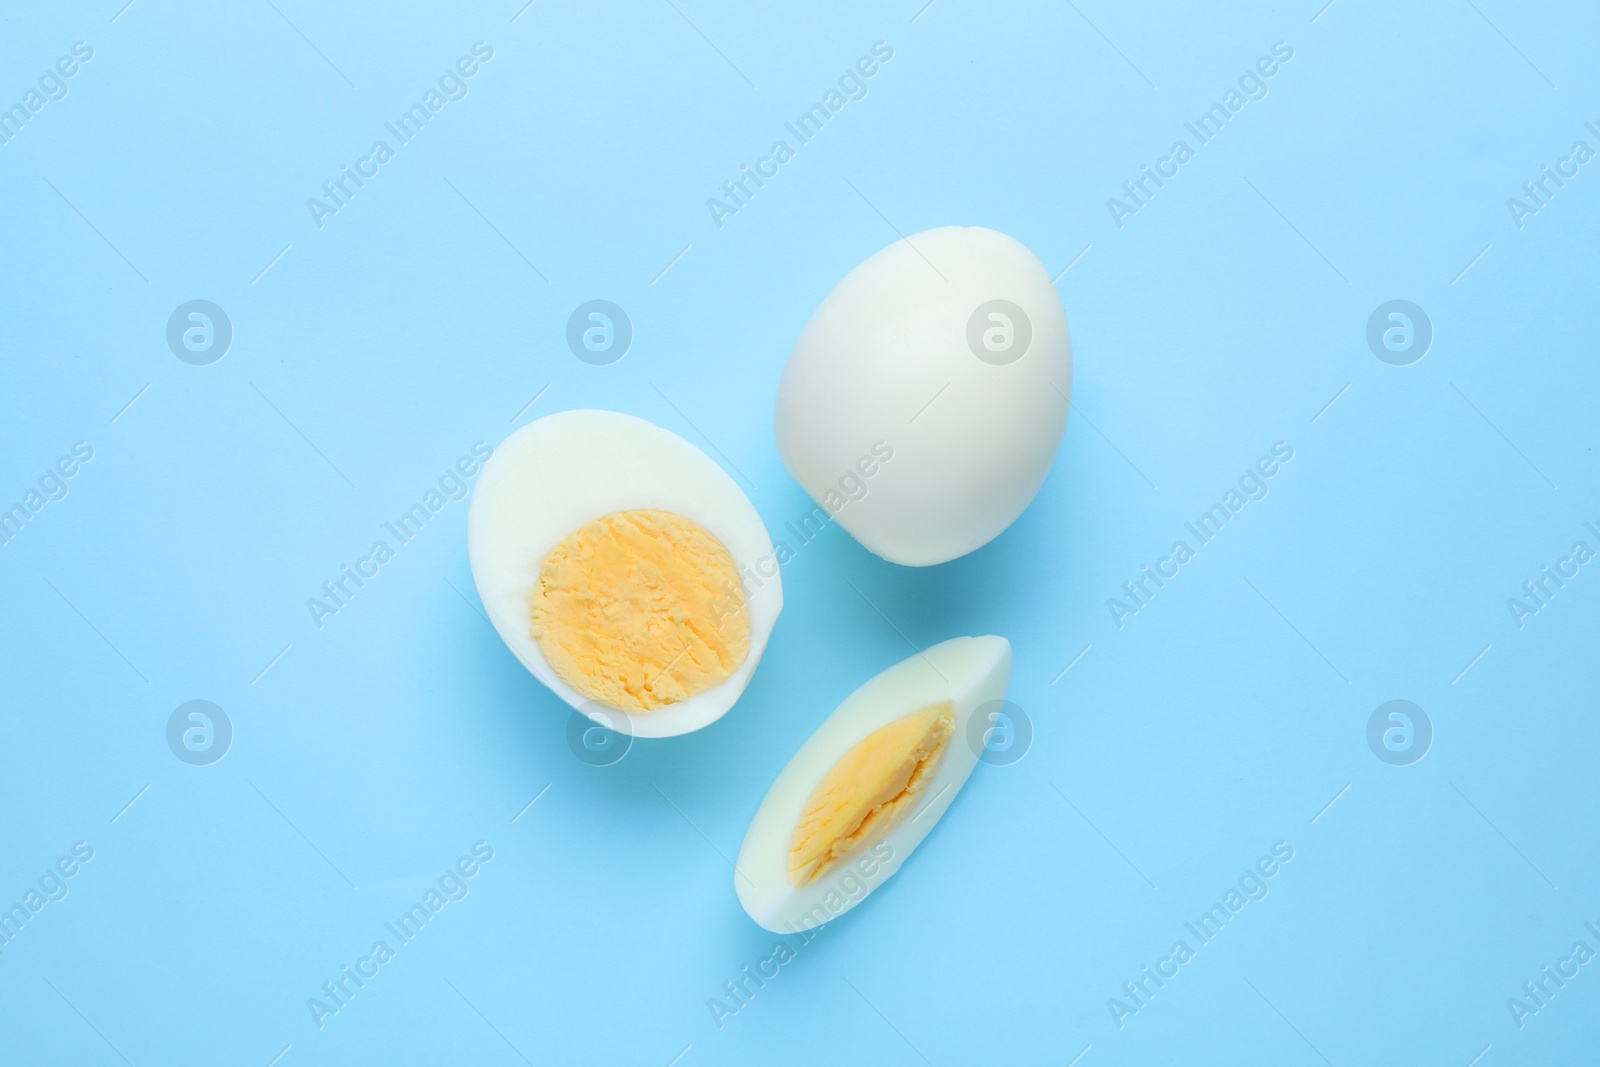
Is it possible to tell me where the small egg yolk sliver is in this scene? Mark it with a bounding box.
[788,704,954,886]
[531,509,750,712]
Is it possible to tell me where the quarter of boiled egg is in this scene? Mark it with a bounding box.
[735,635,1011,932]
[775,226,1071,566]
[468,410,782,738]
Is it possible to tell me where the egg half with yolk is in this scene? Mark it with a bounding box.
[736,636,1011,931]
[468,410,783,738]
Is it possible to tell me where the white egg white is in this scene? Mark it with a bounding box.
[735,635,1012,932]
[775,225,1071,566]
[467,410,782,738]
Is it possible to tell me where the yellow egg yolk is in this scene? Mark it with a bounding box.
[530,509,750,712]
[788,704,954,885]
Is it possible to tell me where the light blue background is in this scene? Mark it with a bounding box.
[2,1,1597,1064]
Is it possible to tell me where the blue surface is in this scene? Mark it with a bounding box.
[2,1,1597,1064]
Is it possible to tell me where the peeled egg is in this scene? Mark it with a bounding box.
[467,410,782,738]
[775,226,1071,566]
[735,635,1012,932]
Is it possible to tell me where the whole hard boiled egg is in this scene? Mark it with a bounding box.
[735,635,1012,932]
[775,226,1071,566]
[468,410,782,738]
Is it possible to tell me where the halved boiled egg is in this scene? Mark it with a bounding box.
[735,635,1011,932]
[467,410,782,738]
